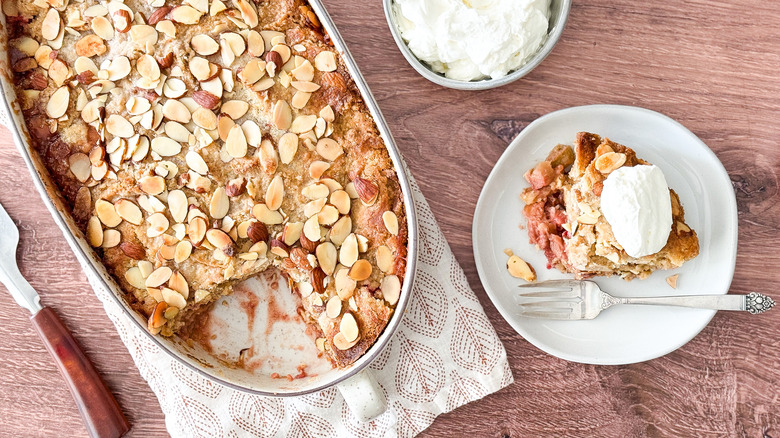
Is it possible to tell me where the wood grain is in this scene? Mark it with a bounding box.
[1,0,779,436]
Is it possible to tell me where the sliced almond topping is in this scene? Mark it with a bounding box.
[185,151,209,175]
[101,229,121,248]
[46,86,69,119]
[148,301,168,333]
[161,287,187,308]
[106,114,134,138]
[41,9,61,41]
[316,242,337,275]
[221,100,249,119]
[139,175,166,195]
[264,175,284,210]
[247,30,265,56]
[317,205,339,226]
[217,114,235,141]
[238,59,266,84]
[191,34,219,55]
[278,133,298,164]
[334,267,356,300]
[258,139,278,173]
[348,259,372,281]
[68,153,91,183]
[187,216,207,245]
[382,211,399,236]
[676,221,691,233]
[236,0,259,28]
[189,57,212,81]
[329,216,352,246]
[339,313,359,343]
[507,255,536,281]
[333,331,357,350]
[170,5,204,24]
[291,91,311,110]
[339,233,358,267]
[326,296,341,319]
[309,161,329,180]
[162,99,192,123]
[301,183,329,200]
[115,199,143,225]
[289,114,317,134]
[225,124,248,158]
[316,138,343,162]
[594,152,627,174]
[206,228,235,255]
[281,222,303,246]
[75,34,106,58]
[303,215,321,243]
[95,199,121,227]
[146,266,173,288]
[330,190,350,215]
[87,216,103,247]
[168,271,189,298]
[303,198,327,218]
[146,212,170,237]
[129,24,158,46]
[320,105,335,123]
[272,100,292,130]
[252,204,284,225]
[209,187,229,219]
[314,51,337,72]
[381,275,401,305]
[167,189,188,223]
[666,274,679,289]
[376,245,394,273]
[91,16,114,41]
[124,267,146,289]
[151,136,182,156]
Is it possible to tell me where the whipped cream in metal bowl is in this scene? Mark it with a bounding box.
[393,0,551,81]
[600,165,673,258]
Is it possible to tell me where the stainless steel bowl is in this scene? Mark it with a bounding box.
[383,0,572,90]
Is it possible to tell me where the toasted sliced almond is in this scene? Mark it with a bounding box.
[382,211,399,236]
[507,255,536,281]
[316,138,343,161]
[317,205,339,226]
[304,198,327,218]
[272,100,292,130]
[67,153,91,182]
[326,296,341,319]
[316,242,337,275]
[221,100,249,119]
[225,124,248,158]
[95,199,121,227]
[309,161,329,180]
[289,114,316,134]
[170,5,203,24]
[348,259,372,281]
[139,176,166,195]
[151,136,182,156]
[161,286,187,308]
[146,266,173,288]
[191,34,219,55]
[594,152,627,174]
[187,216,207,245]
[124,267,146,289]
[41,9,61,41]
[381,275,401,305]
[146,212,170,237]
[105,114,133,138]
[666,274,679,289]
[303,215,320,242]
[46,86,69,119]
[265,175,284,210]
[252,204,283,224]
[376,245,394,273]
[314,51,337,72]
[339,313,359,343]
[278,133,298,164]
[329,216,352,246]
[86,216,103,247]
[184,151,209,175]
[291,91,311,110]
[115,199,143,225]
[301,183,329,200]
[101,229,121,248]
[209,187,229,219]
[258,139,278,173]
[168,271,189,298]
[162,99,191,123]
[330,190,350,215]
[320,105,335,123]
[339,233,358,267]
[332,331,357,350]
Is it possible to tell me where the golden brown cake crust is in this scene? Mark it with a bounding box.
[7,0,406,368]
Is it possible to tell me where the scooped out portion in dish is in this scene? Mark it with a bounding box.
[6,0,408,369]
[521,132,699,280]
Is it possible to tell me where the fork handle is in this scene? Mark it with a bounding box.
[30,307,130,438]
[621,292,774,314]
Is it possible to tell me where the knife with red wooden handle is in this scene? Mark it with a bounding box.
[0,203,129,438]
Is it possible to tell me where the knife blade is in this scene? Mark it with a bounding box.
[0,201,129,437]
[0,202,42,314]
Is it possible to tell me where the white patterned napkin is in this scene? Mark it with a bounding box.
[2,101,512,436]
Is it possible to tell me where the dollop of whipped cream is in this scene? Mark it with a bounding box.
[394,0,550,81]
[600,165,673,258]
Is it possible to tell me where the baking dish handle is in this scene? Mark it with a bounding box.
[336,368,387,422]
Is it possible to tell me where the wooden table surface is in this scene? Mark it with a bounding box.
[2,0,779,436]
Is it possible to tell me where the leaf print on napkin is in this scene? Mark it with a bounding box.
[287,412,336,438]
[395,333,445,403]
[445,371,487,412]
[403,270,448,338]
[173,390,223,438]
[171,361,223,399]
[393,401,436,437]
[228,392,284,438]
[450,302,503,374]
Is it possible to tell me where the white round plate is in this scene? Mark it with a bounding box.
[473,105,737,365]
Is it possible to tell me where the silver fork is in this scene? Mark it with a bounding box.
[516,280,775,320]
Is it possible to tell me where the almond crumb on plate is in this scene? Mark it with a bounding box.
[507,254,536,282]
[666,274,679,289]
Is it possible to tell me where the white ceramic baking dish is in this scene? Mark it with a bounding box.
[0,0,418,422]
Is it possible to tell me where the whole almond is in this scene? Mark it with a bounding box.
[113,10,132,33]
[157,52,174,69]
[265,51,282,75]
[247,222,268,243]
[76,71,96,85]
[225,177,246,197]
[353,177,378,205]
[310,267,326,294]
[148,6,172,25]
[29,72,48,90]
[299,231,318,252]
[192,90,220,110]
[120,241,146,260]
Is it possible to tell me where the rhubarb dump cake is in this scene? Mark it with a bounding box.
[522,132,699,280]
[6,0,407,367]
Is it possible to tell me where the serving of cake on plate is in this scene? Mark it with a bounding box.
[522,132,699,280]
[5,0,407,368]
